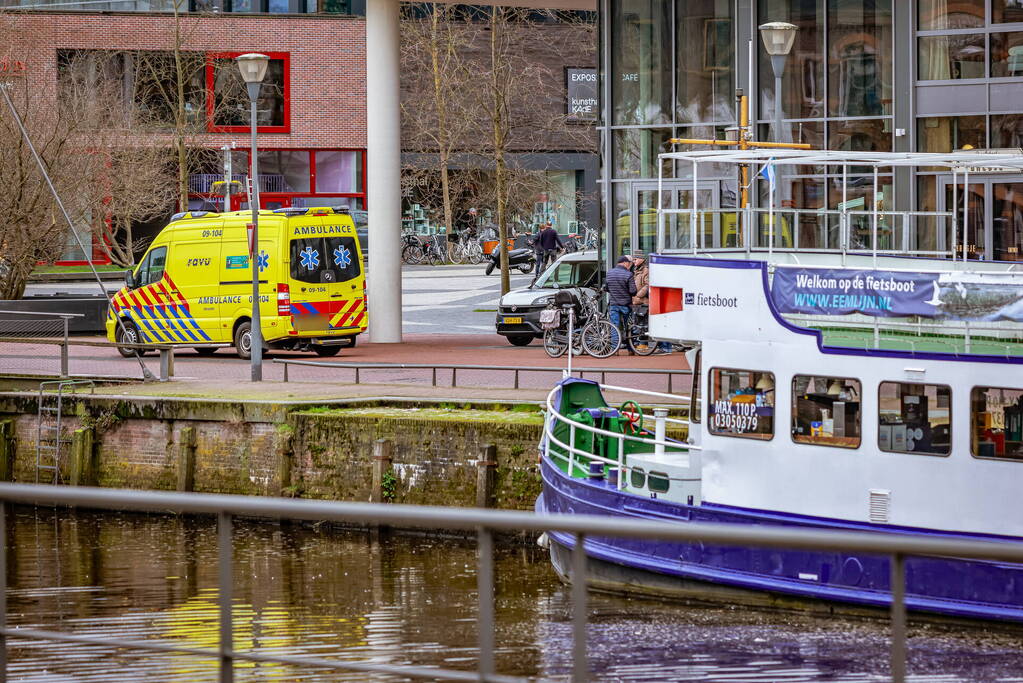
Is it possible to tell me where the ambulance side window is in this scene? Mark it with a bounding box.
[290,237,360,283]
[134,246,167,287]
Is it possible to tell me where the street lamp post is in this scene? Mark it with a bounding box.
[236,53,269,382]
[759,22,798,148]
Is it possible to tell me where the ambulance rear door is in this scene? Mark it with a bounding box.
[286,216,364,335]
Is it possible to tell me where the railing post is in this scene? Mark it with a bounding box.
[0,500,6,682]
[432,367,437,387]
[355,367,360,384]
[568,422,576,476]
[283,363,289,383]
[477,527,495,680]
[60,318,69,379]
[514,369,520,390]
[218,511,234,683]
[452,368,457,387]
[964,321,971,353]
[890,552,906,683]
[617,437,625,490]
[572,532,588,683]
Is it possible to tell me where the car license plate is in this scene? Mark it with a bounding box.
[503,317,523,324]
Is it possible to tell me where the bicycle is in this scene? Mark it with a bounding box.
[541,291,620,359]
[449,232,485,264]
[621,305,657,356]
[401,233,424,264]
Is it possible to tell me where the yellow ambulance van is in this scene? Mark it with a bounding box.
[106,207,366,358]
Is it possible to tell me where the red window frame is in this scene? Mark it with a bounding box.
[191,148,367,212]
[205,51,291,134]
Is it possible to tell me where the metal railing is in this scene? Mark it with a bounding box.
[543,382,696,489]
[1,484,1023,682]
[272,359,694,394]
[0,311,81,379]
[657,207,956,264]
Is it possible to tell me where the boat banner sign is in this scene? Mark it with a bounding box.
[772,267,1023,322]
[772,268,937,318]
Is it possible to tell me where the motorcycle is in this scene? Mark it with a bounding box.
[484,240,536,276]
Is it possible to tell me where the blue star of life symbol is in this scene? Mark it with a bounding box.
[333,244,352,269]
[300,246,320,270]
[257,250,270,272]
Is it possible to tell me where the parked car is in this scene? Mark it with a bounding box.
[495,250,599,346]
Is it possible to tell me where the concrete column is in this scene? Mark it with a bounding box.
[366,0,403,343]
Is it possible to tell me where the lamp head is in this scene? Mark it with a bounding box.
[759,22,798,57]
[236,53,270,84]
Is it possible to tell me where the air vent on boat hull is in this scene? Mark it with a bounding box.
[869,489,891,523]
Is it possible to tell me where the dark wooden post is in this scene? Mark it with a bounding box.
[177,426,197,492]
[0,420,15,482]
[476,444,498,509]
[370,438,394,504]
[70,427,95,486]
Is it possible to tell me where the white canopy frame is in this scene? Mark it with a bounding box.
[655,149,1023,266]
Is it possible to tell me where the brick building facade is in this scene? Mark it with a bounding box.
[5,11,369,262]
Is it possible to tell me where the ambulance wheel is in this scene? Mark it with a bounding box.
[312,345,341,357]
[507,335,533,347]
[234,321,253,360]
[194,347,218,357]
[115,320,146,358]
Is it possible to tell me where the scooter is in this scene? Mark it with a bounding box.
[485,243,536,276]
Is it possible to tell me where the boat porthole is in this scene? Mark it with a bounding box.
[630,467,646,489]
[648,471,670,493]
[841,557,864,586]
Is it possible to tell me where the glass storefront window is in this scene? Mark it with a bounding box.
[758,121,825,174]
[918,0,984,30]
[258,151,310,193]
[994,0,1023,24]
[918,34,986,80]
[612,183,631,258]
[971,387,1023,459]
[917,115,986,153]
[675,0,734,124]
[613,128,672,179]
[828,118,892,153]
[992,114,1023,147]
[611,0,671,125]
[992,183,1023,261]
[758,0,825,121]
[878,382,951,456]
[991,31,1023,77]
[828,0,892,117]
[315,151,363,193]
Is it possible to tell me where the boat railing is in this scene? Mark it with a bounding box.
[783,312,1023,355]
[656,207,955,263]
[544,382,698,491]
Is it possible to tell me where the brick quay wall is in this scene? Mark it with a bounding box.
[0,393,543,510]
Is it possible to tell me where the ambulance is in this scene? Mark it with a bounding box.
[106,207,366,358]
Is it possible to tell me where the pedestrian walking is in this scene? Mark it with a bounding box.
[606,255,636,331]
[533,222,563,279]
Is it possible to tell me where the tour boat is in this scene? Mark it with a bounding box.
[536,149,1023,622]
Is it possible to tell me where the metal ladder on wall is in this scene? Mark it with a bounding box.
[36,380,94,484]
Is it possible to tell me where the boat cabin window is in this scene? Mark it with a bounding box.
[648,471,670,493]
[708,368,775,441]
[878,382,951,456]
[630,467,646,489]
[971,386,1023,461]
[791,375,861,449]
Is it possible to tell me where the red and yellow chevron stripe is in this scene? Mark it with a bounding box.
[328,297,366,329]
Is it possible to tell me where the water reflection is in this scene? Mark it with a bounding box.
[6,507,1023,681]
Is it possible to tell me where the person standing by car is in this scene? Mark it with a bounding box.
[606,255,636,331]
[533,222,564,279]
[630,252,671,353]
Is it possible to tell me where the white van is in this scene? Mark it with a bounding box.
[494,250,599,345]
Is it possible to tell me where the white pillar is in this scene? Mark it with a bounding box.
[366,0,403,343]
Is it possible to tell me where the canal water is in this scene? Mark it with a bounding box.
[5,507,1022,682]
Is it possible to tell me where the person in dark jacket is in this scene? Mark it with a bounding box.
[533,222,564,279]
[606,255,636,330]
